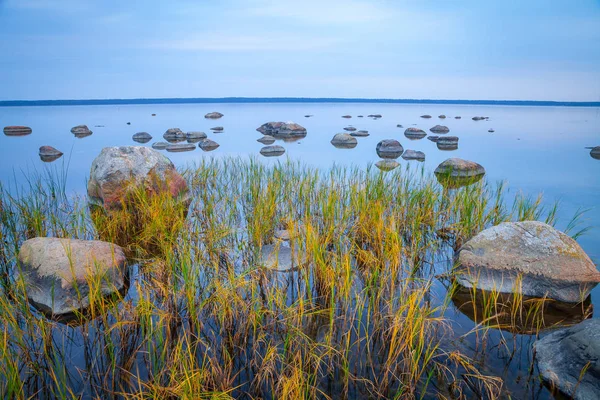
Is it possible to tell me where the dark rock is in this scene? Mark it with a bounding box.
[39,146,63,163]
[256,122,307,139]
[4,126,32,136]
[210,126,224,132]
[87,146,189,211]
[199,139,220,151]
[430,125,450,134]
[126,122,131,125]
[257,135,276,144]
[591,146,600,160]
[71,125,93,138]
[375,160,400,171]
[456,221,600,302]
[342,115,352,118]
[343,126,357,132]
[438,115,446,119]
[163,128,185,142]
[331,133,357,148]
[132,132,152,143]
[350,130,369,137]
[401,150,425,161]
[205,112,223,119]
[357,115,364,118]
[152,113,156,116]
[152,142,169,150]
[488,129,495,133]
[404,128,427,140]
[437,136,459,151]
[427,136,440,142]
[367,114,382,118]
[260,145,286,157]
[397,124,403,128]
[455,116,461,119]
[472,116,485,121]
[535,319,600,400]
[166,143,196,152]
[420,115,432,119]
[16,237,127,316]
[376,139,404,159]
[186,131,207,143]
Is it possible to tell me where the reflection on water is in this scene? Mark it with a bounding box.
[451,285,593,334]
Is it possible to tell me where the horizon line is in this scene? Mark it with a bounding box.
[1,97,599,107]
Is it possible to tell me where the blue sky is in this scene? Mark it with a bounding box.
[0,0,599,101]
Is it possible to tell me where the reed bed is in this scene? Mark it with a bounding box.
[0,158,588,399]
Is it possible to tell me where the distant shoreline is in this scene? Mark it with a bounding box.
[1,97,599,107]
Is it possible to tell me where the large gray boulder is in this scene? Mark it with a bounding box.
[257,122,307,139]
[16,237,127,316]
[87,146,189,211]
[331,133,357,148]
[163,128,185,143]
[132,132,152,143]
[404,128,427,139]
[434,158,483,177]
[535,319,600,400]
[455,221,600,302]
[376,140,404,159]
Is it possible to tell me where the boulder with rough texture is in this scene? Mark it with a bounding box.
[204,112,223,119]
[4,126,32,136]
[404,128,427,139]
[71,125,92,138]
[87,146,189,211]
[39,146,63,162]
[376,139,403,159]
[401,150,425,161]
[132,132,152,143]
[535,319,600,400]
[435,158,482,177]
[256,122,307,139]
[430,125,450,134]
[260,145,285,157]
[163,128,185,142]
[331,133,357,148]
[456,221,600,302]
[199,139,219,151]
[16,237,127,316]
[590,146,600,160]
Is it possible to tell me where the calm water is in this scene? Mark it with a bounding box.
[1,102,599,398]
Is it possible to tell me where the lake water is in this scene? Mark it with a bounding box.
[1,102,599,398]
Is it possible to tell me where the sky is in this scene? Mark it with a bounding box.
[0,0,599,101]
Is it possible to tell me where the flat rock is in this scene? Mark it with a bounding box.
[367,114,382,118]
[342,115,352,118]
[256,121,307,139]
[204,112,223,119]
[71,125,92,138]
[343,126,357,132]
[331,133,357,148]
[535,319,600,400]
[396,124,403,128]
[16,237,127,316]
[4,126,32,136]
[210,126,224,132]
[488,129,495,133]
[87,146,189,211]
[166,143,196,152]
[260,145,285,157]
[401,150,425,161]
[456,221,600,302]
[376,139,404,159]
[39,146,63,162]
[257,135,276,144]
[430,125,450,134]
[438,115,446,119]
[435,158,482,177]
[472,116,485,121]
[455,116,461,119]
[350,130,369,137]
[427,135,440,142]
[357,115,364,118]
[375,160,400,171]
[199,139,219,151]
[132,132,152,143]
[420,115,432,119]
[404,127,427,139]
[304,115,313,118]
[152,142,169,150]
[186,131,207,143]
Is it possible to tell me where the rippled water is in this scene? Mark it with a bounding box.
[1,102,599,398]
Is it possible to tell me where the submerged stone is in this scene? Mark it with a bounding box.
[257,135,276,144]
[16,237,127,317]
[375,159,400,171]
[4,126,32,136]
[152,142,169,150]
[401,149,425,161]
[260,145,285,157]
[186,131,207,143]
[211,126,224,132]
[350,130,369,137]
[342,115,352,118]
[590,146,600,160]
[343,126,357,132]
[376,139,403,159]
[455,221,600,302]
[427,135,440,142]
[260,244,305,272]
[535,319,600,400]
[438,115,446,119]
[132,132,152,143]
[420,115,432,119]
[199,139,220,151]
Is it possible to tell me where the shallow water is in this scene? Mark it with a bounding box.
[1,102,599,398]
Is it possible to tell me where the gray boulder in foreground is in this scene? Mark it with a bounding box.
[434,158,483,177]
[535,318,600,400]
[260,145,285,157]
[87,146,189,211]
[16,237,127,316]
[455,221,600,302]
[401,150,425,161]
[376,139,404,159]
[256,122,307,139]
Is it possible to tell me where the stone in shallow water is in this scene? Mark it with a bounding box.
[427,135,440,142]
[39,146,63,162]
[430,125,450,134]
[163,128,185,142]
[404,128,427,139]
[350,130,369,137]
[342,115,352,118]
[186,131,207,143]
[455,116,461,119]
[535,318,600,400]
[71,125,92,138]
[420,115,432,119]
[455,221,600,302]
[152,142,169,150]
[257,135,276,144]
[367,114,382,118]
[343,126,357,132]
[256,121,307,139]
[331,133,357,148]
[438,114,446,119]
[87,146,189,210]
[260,145,285,157]
[204,112,223,119]
[260,244,305,272]
[199,139,220,151]
[590,146,600,160]
[488,129,495,133]
[436,137,459,151]
[132,132,152,143]
[435,157,482,177]
[166,143,196,152]
[376,139,403,159]
[472,116,485,121]
[375,160,400,171]
[401,149,425,161]
[211,126,224,132]
[16,237,127,317]
[4,126,32,136]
